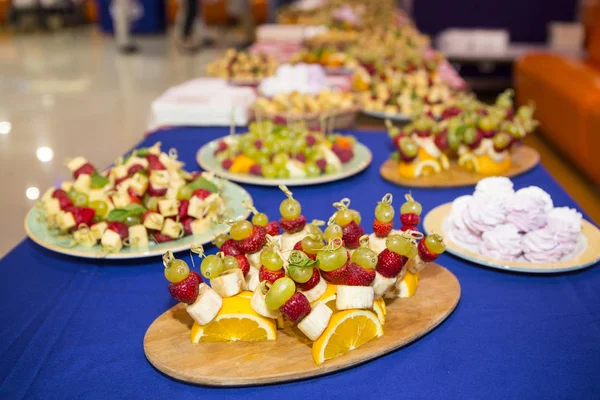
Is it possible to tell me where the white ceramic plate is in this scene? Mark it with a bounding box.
[362,109,412,122]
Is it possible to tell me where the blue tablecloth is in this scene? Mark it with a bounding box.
[1,127,599,399]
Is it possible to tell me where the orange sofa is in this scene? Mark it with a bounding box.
[515,5,600,186]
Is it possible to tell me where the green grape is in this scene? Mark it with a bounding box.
[386,235,414,256]
[424,234,445,255]
[222,255,239,271]
[252,212,269,227]
[265,277,296,310]
[125,214,142,227]
[493,133,511,150]
[177,185,194,200]
[478,116,496,131]
[447,129,462,151]
[272,153,289,168]
[400,200,422,216]
[301,236,324,255]
[304,147,317,160]
[244,146,260,159]
[230,220,253,240]
[334,209,354,227]
[280,139,293,153]
[350,210,361,225]
[317,247,348,271]
[164,259,190,283]
[375,203,394,223]
[89,200,108,218]
[67,188,78,201]
[280,198,301,220]
[262,164,278,179]
[406,244,418,259]
[263,137,276,150]
[277,168,290,179]
[255,154,270,166]
[463,127,477,144]
[260,249,284,271]
[351,247,378,269]
[517,105,533,120]
[145,196,160,211]
[323,224,343,241]
[306,224,323,239]
[201,255,224,279]
[305,162,321,177]
[399,137,418,157]
[288,266,314,283]
[325,164,337,174]
[213,234,230,248]
[292,139,307,154]
[73,192,89,207]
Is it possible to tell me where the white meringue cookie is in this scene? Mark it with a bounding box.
[474,177,515,200]
[547,207,582,235]
[462,195,507,234]
[504,187,554,232]
[521,228,564,262]
[479,224,522,260]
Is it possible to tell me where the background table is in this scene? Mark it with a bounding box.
[1,127,599,399]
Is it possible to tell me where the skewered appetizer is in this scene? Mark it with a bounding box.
[213,121,358,179]
[387,90,539,178]
[167,188,445,365]
[206,49,279,82]
[38,143,227,254]
[253,89,357,118]
[290,47,358,71]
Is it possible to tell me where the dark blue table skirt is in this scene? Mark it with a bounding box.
[1,127,599,399]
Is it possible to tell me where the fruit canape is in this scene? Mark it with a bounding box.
[253,89,357,119]
[212,120,358,179]
[206,49,279,83]
[387,90,539,179]
[37,143,227,254]
[161,187,445,365]
[290,47,357,72]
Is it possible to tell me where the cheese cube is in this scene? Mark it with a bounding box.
[88,189,105,202]
[91,222,108,240]
[158,199,179,217]
[124,156,149,170]
[111,193,131,209]
[187,196,206,219]
[191,218,211,235]
[101,229,122,252]
[59,211,76,232]
[73,174,91,193]
[186,284,223,325]
[143,212,164,231]
[128,224,149,248]
[150,170,170,188]
[66,157,88,172]
[161,218,183,239]
[61,181,73,192]
[41,187,55,202]
[129,174,148,197]
[148,142,161,155]
[73,229,97,247]
[44,198,61,216]
[116,178,132,195]
[165,181,185,200]
[111,165,128,180]
[159,153,174,170]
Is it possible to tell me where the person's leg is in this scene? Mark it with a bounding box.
[112,0,137,53]
[182,0,197,40]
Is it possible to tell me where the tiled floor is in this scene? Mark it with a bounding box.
[0,27,228,257]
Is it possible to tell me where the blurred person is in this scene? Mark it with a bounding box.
[112,0,138,54]
[175,0,215,52]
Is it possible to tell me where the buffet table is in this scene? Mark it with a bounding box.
[1,127,599,399]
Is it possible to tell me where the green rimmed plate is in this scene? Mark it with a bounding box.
[196,138,372,186]
[24,181,252,260]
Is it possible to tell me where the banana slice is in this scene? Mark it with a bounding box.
[247,250,262,269]
[250,289,281,319]
[210,269,244,298]
[371,272,397,299]
[186,283,223,325]
[245,267,260,292]
[336,285,374,310]
[300,277,327,303]
[298,301,333,341]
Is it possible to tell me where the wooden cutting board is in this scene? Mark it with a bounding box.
[144,264,461,386]
[380,145,540,188]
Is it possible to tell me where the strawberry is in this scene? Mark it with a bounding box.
[168,271,201,304]
[178,200,189,219]
[346,262,376,286]
[279,215,307,234]
[107,221,129,240]
[127,164,145,177]
[52,189,69,199]
[147,183,167,197]
[320,261,351,284]
[295,268,321,291]
[400,213,420,226]
[214,140,228,155]
[152,232,174,243]
[237,225,267,254]
[72,207,95,227]
[193,189,212,200]
[418,238,439,263]
[73,163,95,179]
[128,194,142,204]
[376,249,407,278]
[259,266,285,284]
[57,196,73,210]
[265,221,280,236]
[342,221,364,249]
[147,154,166,170]
[235,255,250,276]
[182,217,194,235]
[315,158,327,172]
[305,134,317,146]
[400,225,418,232]
[294,241,316,260]
[221,159,233,169]
[220,239,242,256]
[373,219,393,237]
[249,164,262,176]
[280,292,311,323]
